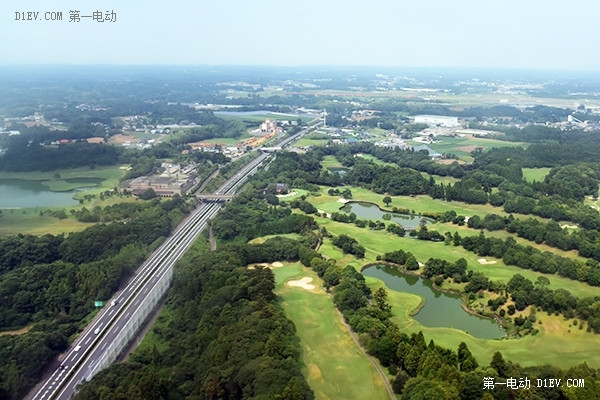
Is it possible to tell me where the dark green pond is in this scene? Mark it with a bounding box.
[340,201,433,230]
[363,264,505,339]
[328,167,349,176]
[0,178,100,208]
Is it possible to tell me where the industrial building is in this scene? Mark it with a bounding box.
[414,115,460,127]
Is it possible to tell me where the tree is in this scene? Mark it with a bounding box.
[139,188,157,200]
[383,195,392,206]
[373,287,392,315]
[491,351,508,377]
[406,254,419,270]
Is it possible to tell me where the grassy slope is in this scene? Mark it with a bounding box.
[274,262,389,400]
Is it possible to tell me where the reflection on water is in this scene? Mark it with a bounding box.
[340,201,433,229]
[0,179,100,208]
[363,264,505,339]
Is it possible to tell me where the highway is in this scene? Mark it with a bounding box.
[30,120,320,400]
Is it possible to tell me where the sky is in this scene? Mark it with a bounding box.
[1,0,599,70]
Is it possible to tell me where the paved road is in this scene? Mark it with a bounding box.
[30,121,321,400]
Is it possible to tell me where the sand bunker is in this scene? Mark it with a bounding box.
[478,258,497,265]
[337,198,349,203]
[560,224,578,229]
[317,209,331,218]
[277,191,298,198]
[248,262,284,270]
[287,277,316,290]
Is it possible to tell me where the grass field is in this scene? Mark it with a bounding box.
[0,209,91,235]
[248,233,302,244]
[321,156,344,169]
[316,216,599,298]
[273,263,390,400]
[365,276,600,369]
[134,236,210,355]
[303,211,600,368]
[416,136,526,162]
[522,167,552,183]
[295,133,330,147]
[308,185,549,223]
[0,165,123,193]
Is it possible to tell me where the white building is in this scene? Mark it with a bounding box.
[414,115,460,127]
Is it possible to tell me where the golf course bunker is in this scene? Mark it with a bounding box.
[287,277,316,290]
[248,261,284,270]
[478,258,497,265]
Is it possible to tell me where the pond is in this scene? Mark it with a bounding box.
[0,179,99,208]
[363,264,505,339]
[327,167,349,176]
[339,201,433,230]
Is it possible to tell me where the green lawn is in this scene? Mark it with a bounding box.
[522,167,552,183]
[321,156,344,169]
[303,213,600,368]
[308,185,548,223]
[419,172,460,185]
[316,215,600,298]
[417,136,527,162]
[273,263,389,400]
[0,209,91,235]
[295,133,330,147]
[365,277,600,369]
[248,233,303,244]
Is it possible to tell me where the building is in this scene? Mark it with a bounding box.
[260,118,283,133]
[414,115,460,127]
[124,175,195,197]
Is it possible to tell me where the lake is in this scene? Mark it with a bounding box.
[339,201,433,230]
[363,264,505,339]
[0,179,100,208]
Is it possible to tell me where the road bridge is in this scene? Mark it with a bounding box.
[195,193,235,202]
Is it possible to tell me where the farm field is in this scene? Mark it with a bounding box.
[273,262,390,400]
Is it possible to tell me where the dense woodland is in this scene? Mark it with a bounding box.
[75,241,315,400]
[0,197,191,400]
